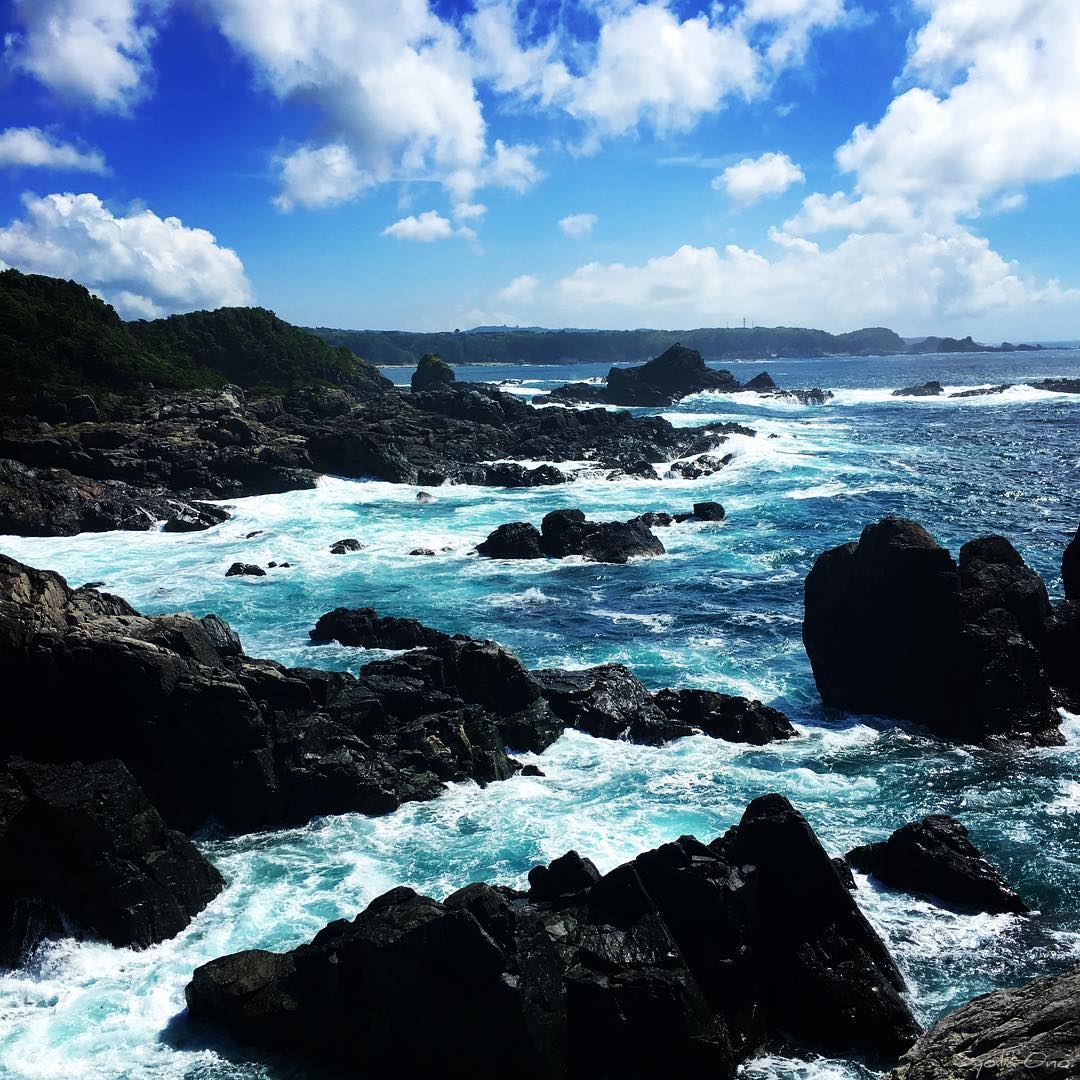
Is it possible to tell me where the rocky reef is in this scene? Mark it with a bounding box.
[185,794,920,1077]
[803,518,1073,746]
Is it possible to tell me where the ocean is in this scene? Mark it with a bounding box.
[1,350,1079,1078]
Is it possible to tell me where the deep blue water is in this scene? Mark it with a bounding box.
[1,351,1079,1078]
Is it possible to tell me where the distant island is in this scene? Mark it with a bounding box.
[308,324,1048,366]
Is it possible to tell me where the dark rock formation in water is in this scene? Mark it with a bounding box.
[846,815,1029,914]
[410,353,456,391]
[1063,525,1079,600]
[893,381,944,397]
[653,688,796,744]
[889,964,1080,1080]
[545,342,828,408]
[185,794,920,1077]
[309,607,452,649]
[802,517,1065,746]
[477,508,665,564]
[0,757,224,967]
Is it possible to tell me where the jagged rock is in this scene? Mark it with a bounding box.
[653,689,796,744]
[630,511,674,528]
[692,501,725,521]
[602,344,741,406]
[667,455,730,479]
[889,964,1080,1080]
[846,816,1028,914]
[1032,377,1080,394]
[759,387,834,405]
[329,537,363,554]
[802,517,1062,746]
[1063,525,1079,600]
[893,381,944,397]
[1042,600,1080,711]
[309,607,452,649]
[411,353,456,392]
[476,521,545,559]
[949,383,1012,398]
[743,372,776,391]
[408,547,436,556]
[185,794,918,1076]
[160,501,230,532]
[225,562,265,577]
[0,757,223,966]
[534,665,692,744]
[520,764,545,777]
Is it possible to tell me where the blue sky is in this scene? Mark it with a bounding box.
[0,0,1078,338]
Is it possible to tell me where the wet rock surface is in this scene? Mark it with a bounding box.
[478,508,666,563]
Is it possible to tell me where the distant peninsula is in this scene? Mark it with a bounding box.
[308,324,1047,366]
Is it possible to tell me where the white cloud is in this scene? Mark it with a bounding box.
[273,144,371,212]
[741,0,849,67]
[559,212,597,237]
[381,210,457,242]
[714,151,804,204]
[0,127,107,173]
[0,192,253,318]
[555,231,1079,334]
[497,273,539,302]
[4,0,159,111]
[452,202,487,221]
[783,190,916,235]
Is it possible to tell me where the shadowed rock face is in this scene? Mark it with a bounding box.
[410,353,456,391]
[1064,525,1080,600]
[802,517,1064,746]
[889,964,1080,1080]
[847,815,1029,914]
[477,508,666,564]
[653,689,797,745]
[185,795,919,1078]
[0,757,224,967]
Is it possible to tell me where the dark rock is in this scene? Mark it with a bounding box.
[329,537,363,554]
[802,517,1062,746]
[411,353,456,392]
[889,964,1080,1080]
[603,344,740,406]
[846,815,1029,914]
[528,850,601,902]
[948,383,1013,398]
[416,490,434,502]
[743,371,776,391]
[309,607,452,649]
[653,689,796,744]
[67,394,100,422]
[759,387,834,405]
[692,501,725,521]
[520,764,545,777]
[160,501,230,532]
[0,757,223,966]
[535,665,692,744]
[225,562,265,577]
[630,511,674,528]
[893,381,944,397]
[607,460,660,481]
[476,521,545,559]
[1031,377,1080,394]
[1063,525,1079,600]
[408,547,435,556]
[484,462,568,487]
[1042,600,1080,711]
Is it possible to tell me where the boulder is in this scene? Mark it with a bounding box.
[1063,525,1079,600]
[476,521,545,559]
[476,509,665,564]
[889,965,1080,1080]
[309,607,452,650]
[329,537,363,554]
[846,816,1028,914]
[802,518,1062,746]
[603,344,741,406]
[893,381,944,397]
[743,372,776,391]
[225,562,265,577]
[160,502,230,532]
[0,757,223,966]
[534,665,692,744]
[411,353,456,392]
[653,689,796,744]
[527,849,601,902]
[692,501,725,521]
[408,547,436,556]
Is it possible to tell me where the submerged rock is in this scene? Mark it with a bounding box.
[185,794,919,1076]
[802,517,1063,746]
[893,381,944,397]
[889,964,1080,1080]
[846,816,1029,914]
[0,757,223,966]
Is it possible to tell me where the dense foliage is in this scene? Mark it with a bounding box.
[310,324,908,366]
[0,269,388,411]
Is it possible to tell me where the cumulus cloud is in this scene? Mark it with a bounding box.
[559,212,597,238]
[714,151,804,204]
[555,231,1079,333]
[273,144,371,212]
[0,192,253,318]
[381,210,459,242]
[0,127,108,173]
[497,273,539,302]
[4,0,160,111]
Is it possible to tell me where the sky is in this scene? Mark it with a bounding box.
[0,0,1078,339]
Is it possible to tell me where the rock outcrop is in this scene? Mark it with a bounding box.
[1063,525,1079,600]
[847,816,1029,914]
[477,508,665,564]
[410,353,456,391]
[309,607,452,649]
[802,518,1064,746]
[185,794,920,1077]
[893,381,944,397]
[0,757,224,966]
[890,964,1080,1080]
[653,689,797,745]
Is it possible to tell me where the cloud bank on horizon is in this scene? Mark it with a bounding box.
[0,0,1078,339]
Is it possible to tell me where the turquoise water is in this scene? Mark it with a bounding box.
[1,352,1079,1078]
